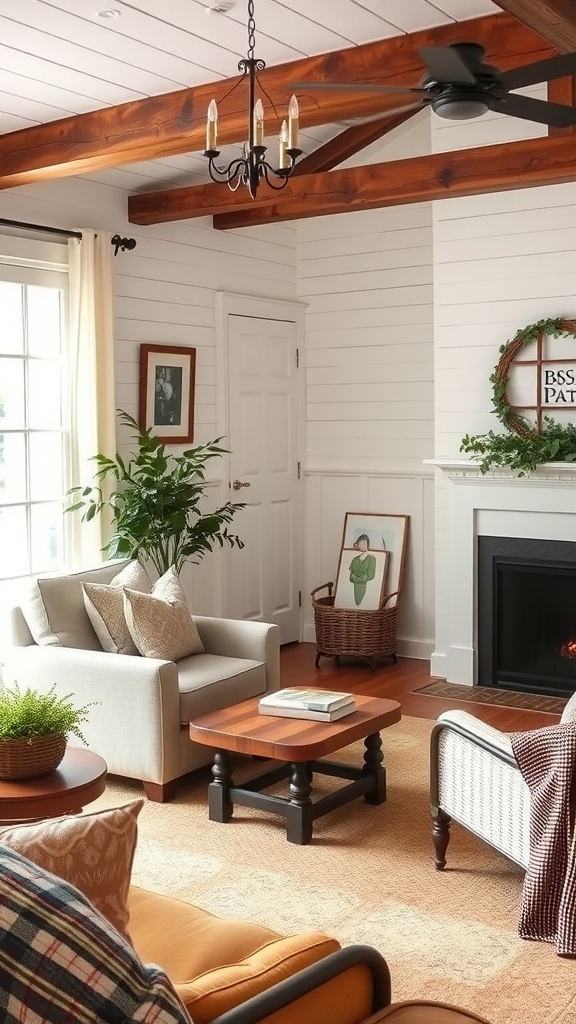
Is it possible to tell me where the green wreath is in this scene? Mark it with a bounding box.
[460,316,576,474]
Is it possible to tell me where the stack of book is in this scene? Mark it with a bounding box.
[258,688,356,722]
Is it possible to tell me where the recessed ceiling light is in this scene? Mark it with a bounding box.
[97,8,121,18]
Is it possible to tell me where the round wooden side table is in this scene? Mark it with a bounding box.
[0,747,107,824]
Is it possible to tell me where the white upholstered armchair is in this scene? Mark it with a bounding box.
[2,559,280,802]
[429,691,576,870]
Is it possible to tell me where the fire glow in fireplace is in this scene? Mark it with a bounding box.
[477,536,576,698]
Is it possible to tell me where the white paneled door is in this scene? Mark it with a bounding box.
[226,313,301,643]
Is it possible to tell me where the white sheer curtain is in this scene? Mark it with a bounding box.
[67,230,116,567]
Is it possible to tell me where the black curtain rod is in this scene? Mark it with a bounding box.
[0,218,137,255]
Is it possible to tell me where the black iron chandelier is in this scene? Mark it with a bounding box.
[203,0,302,198]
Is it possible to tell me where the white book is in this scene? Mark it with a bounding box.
[259,688,355,713]
[258,702,356,722]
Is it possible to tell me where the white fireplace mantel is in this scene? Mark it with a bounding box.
[427,459,576,686]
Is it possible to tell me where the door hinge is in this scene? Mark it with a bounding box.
[297,461,301,479]
[298,590,302,607]
[296,348,299,368]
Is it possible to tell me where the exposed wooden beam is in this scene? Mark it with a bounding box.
[292,110,418,176]
[0,15,555,189]
[200,133,576,230]
[129,132,576,228]
[492,1,576,52]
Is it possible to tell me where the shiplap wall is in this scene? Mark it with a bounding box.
[298,112,436,657]
[0,174,297,615]
[430,88,576,678]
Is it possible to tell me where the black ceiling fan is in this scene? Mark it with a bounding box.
[292,44,576,127]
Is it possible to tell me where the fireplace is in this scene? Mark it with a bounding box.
[478,536,576,697]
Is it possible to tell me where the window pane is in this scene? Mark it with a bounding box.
[0,282,24,354]
[27,285,63,357]
[0,433,26,502]
[29,432,63,500]
[0,357,25,428]
[0,505,29,579]
[30,502,64,573]
[28,360,62,428]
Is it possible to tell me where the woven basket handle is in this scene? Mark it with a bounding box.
[381,590,399,608]
[311,581,334,599]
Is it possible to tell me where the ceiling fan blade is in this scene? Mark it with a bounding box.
[291,80,427,96]
[494,93,576,128]
[418,45,476,86]
[341,100,428,124]
[500,52,576,92]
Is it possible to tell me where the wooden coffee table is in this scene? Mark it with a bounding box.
[189,694,401,844]
[0,747,107,824]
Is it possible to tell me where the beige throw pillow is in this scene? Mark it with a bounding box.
[83,561,151,655]
[0,800,143,938]
[123,566,204,662]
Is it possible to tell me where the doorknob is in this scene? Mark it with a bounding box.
[232,479,251,490]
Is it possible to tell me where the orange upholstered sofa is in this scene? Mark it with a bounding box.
[128,887,491,1024]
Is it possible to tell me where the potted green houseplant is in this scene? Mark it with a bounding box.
[67,410,245,576]
[0,684,94,780]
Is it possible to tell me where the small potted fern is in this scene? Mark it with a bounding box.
[0,685,94,780]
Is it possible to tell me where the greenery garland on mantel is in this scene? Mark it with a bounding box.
[460,316,576,475]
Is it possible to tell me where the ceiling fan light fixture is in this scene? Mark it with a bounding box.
[432,93,492,120]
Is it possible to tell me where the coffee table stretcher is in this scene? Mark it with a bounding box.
[208,729,386,845]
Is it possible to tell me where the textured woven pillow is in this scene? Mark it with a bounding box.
[0,847,190,1024]
[0,800,143,939]
[83,560,151,655]
[123,565,205,662]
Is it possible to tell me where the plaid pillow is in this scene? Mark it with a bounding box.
[0,847,191,1023]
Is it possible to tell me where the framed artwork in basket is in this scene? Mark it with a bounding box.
[334,546,390,610]
[139,344,196,444]
[334,513,410,610]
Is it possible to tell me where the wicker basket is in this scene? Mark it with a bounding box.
[0,733,67,781]
[311,582,399,671]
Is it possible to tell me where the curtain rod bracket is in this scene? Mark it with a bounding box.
[111,234,137,256]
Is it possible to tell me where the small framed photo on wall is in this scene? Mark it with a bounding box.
[139,344,196,444]
[334,512,410,610]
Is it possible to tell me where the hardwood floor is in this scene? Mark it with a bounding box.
[280,642,561,732]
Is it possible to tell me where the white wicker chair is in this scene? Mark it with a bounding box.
[429,691,576,870]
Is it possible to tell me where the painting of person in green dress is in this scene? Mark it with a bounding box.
[348,534,377,606]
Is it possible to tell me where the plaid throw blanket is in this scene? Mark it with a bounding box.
[511,719,576,957]
[0,847,192,1023]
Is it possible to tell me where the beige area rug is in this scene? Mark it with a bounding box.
[92,717,575,1024]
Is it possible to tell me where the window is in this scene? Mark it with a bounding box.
[0,239,69,584]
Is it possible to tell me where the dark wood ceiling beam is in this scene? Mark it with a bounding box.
[0,15,555,189]
[492,1,576,52]
[200,133,576,230]
[292,109,418,176]
[548,76,576,133]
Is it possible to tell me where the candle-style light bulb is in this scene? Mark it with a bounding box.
[287,94,299,150]
[278,119,289,169]
[254,98,265,146]
[206,99,218,150]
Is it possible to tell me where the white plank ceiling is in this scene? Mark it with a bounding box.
[1,0,498,190]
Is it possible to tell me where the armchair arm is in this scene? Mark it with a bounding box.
[193,617,280,694]
[210,946,391,1024]
[2,646,181,785]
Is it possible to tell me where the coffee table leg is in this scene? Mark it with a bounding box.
[208,750,234,823]
[286,762,313,845]
[363,732,386,805]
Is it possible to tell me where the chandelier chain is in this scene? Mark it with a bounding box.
[247,0,256,61]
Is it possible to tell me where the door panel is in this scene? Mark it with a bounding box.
[227,314,300,642]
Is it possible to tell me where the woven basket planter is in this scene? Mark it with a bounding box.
[311,582,399,672]
[0,733,67,781]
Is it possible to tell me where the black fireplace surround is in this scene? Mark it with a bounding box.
[478,535,576,698]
